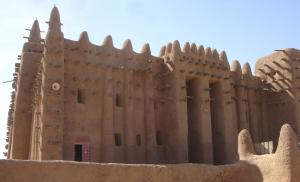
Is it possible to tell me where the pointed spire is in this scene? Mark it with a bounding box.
[29,20,41,43]
[231,60,242,75]
[78,31,90,49]
[191,43,197,54]
[166,43,172,54]
[141,43,151,55]
[238,129,256,159]
[205,47,213,61]
[122,39,133,52]
[159,46,166,57]
[170,40,182,59]
[220,51,230,69]
[197,45,205,56]
[219,51,228,62]
[212,49,219,62]
[171,40,181,54]
[79,31,89,42]
[242,63,253,77]
[49,6,61,31]
[102,35,114,48]
[183,42,190,53]
[275,124,299,155]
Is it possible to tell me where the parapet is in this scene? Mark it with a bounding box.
[63,33,163,71]
[159,40,231,74]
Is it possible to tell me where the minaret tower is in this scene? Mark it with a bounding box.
[10,20,43,159]
[39,6,65,160]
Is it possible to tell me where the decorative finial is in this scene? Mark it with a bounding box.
[242,63,253,77]
[103,35,114,48]
[159,46,166,57]
[231,60,242,75]
[191,43,197,54]
[171,40,181,54]
[197,45,205,56]
[238,129,256,159]
[29,20,41,43]
[205,47,213,61]
[212,49,219,62]
[49,6,61,31]
[276,124,299,155]
[165,43,172,54]
[183,42,190,53]
[220,51,230,69]
[78,31,90,49]
[141,43,151,55]
[122,39,133,52]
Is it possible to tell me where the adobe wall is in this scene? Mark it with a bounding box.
[0,160,261,182]
[158,41,237,164]
[61,34,164,163]
[2,124,300,182]
[230,61,269,143]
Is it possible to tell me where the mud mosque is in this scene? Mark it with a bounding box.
[2,6,300,182]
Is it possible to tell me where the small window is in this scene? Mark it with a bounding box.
[115,133,122,146]
[116,94,122,107]
[156,131,162,145]
[136,134,141,146]
[77,89,85,104]
[74,144,83,161]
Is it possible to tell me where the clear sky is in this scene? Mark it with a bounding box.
[0,0,299,159]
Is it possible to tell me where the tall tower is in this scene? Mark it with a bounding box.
[10,20,43,159]
[39,6,65,160]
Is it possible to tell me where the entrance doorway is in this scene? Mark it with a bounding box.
[74,144,83,162]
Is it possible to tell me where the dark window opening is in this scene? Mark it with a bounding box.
[115,133,122,146]
[77,89,85,104]
[74,144,83,162]
[116,94,122,107]
[136,134,141,146]
[156,131,162,145]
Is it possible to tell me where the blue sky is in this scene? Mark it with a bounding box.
[0,0,299,158]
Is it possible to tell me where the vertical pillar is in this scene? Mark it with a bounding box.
[124,70,136,163]
[261,91,270,141]
[221,80,238,163]
[248,89,261,142]
[101,67,114,162]
[134,71,146,163]
[193,76,213,163]
[40,7,65,160]
[174,73,189,163]
[96,66,104,162]
[144,71,158,163]
[168,41,188,163]
[113,69,125,163]
[236,85,249,130]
